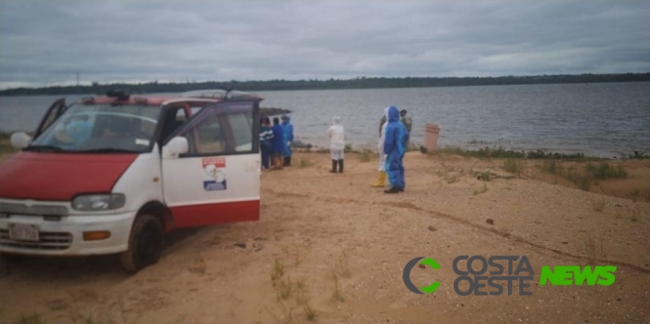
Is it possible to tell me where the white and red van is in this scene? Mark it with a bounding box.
[0,89,262,272]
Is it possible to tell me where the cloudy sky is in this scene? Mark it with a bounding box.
[1,0,649,89]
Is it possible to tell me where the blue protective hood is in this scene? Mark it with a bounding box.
[282,115,291,123]
[387,106,400,122]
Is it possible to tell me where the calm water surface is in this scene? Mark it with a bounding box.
[1,82,648,157]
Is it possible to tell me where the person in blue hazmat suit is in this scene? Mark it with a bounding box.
[383,105,409,193]
[281,115,294,166]
[271,117,286,170]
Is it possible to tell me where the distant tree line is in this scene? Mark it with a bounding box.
[1,73,649,96]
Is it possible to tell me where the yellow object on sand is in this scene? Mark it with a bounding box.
[371,171,387,187]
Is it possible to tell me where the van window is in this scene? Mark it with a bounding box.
[228,112,253,151]
[179,105,254,155]
[29,104,162,153]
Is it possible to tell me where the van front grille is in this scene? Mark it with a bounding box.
[0,229,72,250]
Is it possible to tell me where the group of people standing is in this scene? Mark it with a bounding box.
[260,115,294,170]
[260,107,411,195]
[325,107,411,194]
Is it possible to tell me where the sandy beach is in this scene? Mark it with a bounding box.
[0,150,648,324]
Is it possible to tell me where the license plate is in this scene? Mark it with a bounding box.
[8,223,40,242]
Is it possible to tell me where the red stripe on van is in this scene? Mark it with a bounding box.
[169,199,260,228]
[0,152,137,201]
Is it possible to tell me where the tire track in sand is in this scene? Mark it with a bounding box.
[266,189,650,274]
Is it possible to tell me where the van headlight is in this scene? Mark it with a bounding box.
[72,194,126,211]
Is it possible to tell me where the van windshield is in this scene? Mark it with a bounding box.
[28,104,162,153]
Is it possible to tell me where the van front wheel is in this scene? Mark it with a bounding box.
[119,214,164,273]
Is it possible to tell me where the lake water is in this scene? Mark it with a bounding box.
[1,82,649,158]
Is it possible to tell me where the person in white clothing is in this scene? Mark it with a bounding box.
[327,116,345,173]
[371,107,390,187]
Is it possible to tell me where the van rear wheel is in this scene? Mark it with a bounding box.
[119,214,163,273]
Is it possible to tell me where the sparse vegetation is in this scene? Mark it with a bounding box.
[271,259,285,283]
[278,277,293,299]
[303,303,317,322]
[585,162,627,179]
[431,146,591,160]
[333,255,351,278]
[473,183,488,195]
[502,158,524,176]
[540,160,564,174]
[297,158,313,168]
[565,166,591,191]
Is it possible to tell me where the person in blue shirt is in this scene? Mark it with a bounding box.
[281,115,294,166]
[383,106,409,193]
[259,116,274,170]
[271,117,286,170]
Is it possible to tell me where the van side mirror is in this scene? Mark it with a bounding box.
[165,136,189,156]
[10,132,32,149]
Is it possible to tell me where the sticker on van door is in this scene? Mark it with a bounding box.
[202,157,227,191]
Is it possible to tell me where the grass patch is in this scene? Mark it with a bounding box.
[303,303,317,322]
[565,166,591,191]
[278,277,293,299]
[502,158,524,176]
[333,255,351,279]
[271,259,285,283]
[296,279,308,294]
[297,158,313,168]
[540,160,564,174]
[585,162,627,179]
[431,146,591,160]
[473,183,488,195]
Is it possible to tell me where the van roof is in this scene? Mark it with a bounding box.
[76,89,262,107]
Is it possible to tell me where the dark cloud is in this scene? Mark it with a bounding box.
[0,0,648,88]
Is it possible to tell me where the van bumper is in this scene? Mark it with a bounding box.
[0,212,135,256]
